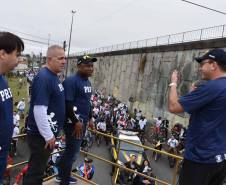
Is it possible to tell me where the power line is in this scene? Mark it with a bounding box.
[181,0,226,15]
[21,37,48,45]
[0,25,62,43]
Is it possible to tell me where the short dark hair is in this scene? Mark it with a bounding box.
[0,32,24,53]
[214,60,226,72]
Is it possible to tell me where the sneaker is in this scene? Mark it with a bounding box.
[55,176,61,183]
[55,176,77,184]
[69,176,77,184]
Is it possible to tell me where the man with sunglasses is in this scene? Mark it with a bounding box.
[0,32,24,185]
[56,55,96,185]
[168,48,226,185]
[23,45,66,185]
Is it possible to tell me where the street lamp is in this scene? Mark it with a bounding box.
[65,9,76,77]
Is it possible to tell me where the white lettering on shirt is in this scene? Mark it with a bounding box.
[215,155,223,163]
[224,154,226,160]
[0,88,13,102]
[84,86,92,93]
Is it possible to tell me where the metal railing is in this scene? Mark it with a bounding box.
[9,130,183,185]
[74,24,226,56]
[92,129,183,185]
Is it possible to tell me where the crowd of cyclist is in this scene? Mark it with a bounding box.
[4,89,188,185]
[90,91,148,144]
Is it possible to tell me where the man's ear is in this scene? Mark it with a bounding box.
[212,62,218,71]
[0,49,7,60]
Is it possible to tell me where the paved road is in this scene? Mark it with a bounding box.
[74,140,112,185]
[144,141,176,185]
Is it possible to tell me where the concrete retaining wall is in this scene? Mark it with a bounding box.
[68,38,226,127]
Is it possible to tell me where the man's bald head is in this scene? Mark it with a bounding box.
[46,45,64,58]
[45,45,66,74]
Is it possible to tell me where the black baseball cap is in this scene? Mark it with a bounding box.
[195,49,226,63]
[77,55,97,65]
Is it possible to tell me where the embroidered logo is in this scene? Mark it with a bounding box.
[215,155,223,163]
[48,112,58,133]
[58,84,64,92]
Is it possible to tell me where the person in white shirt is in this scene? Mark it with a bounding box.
[17,98,25,116]
[93,107,99,117]
[167,136,179,154]
[13,111,20,127]
[136,110,142,121]
[154,117,162,133]
[139,117,147,130]
[97,121,106,132]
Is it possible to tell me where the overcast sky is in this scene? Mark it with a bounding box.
[0,0,225,55]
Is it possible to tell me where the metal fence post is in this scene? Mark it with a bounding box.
[113,140,121,185]
[172,158,180,185]
[222,25,225,37]
[200,29,203,40]
[156,37,158,46]
[145,39,148,47]
[182,32,185,43]
[168,35,171,45]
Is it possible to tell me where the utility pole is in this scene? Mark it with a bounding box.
[47,33,51,47]
[63,40,67,51]
[65,10,76,77]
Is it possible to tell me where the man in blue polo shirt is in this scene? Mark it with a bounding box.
[23,45,66,185]
[0,32,24,185]
[56,55,96,185]
[168,48,226,185]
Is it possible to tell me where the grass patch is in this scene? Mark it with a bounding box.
[7,76,29,127]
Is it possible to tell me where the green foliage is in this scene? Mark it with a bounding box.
[7,76,29,127]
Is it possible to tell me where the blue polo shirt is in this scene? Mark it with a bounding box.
[0,75,13,153]
[27,67,65,137]
[63,73,92,124]
[179,77,226,163]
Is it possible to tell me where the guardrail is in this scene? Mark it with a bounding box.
[74,24,226,56]
[9,130,183,185]
[91,129,182,185]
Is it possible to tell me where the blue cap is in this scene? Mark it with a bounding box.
[195,48,226,63]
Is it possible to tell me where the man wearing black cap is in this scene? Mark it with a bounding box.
[56,55,96,185]
[78,158,95,180]
[168,48,226,185]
